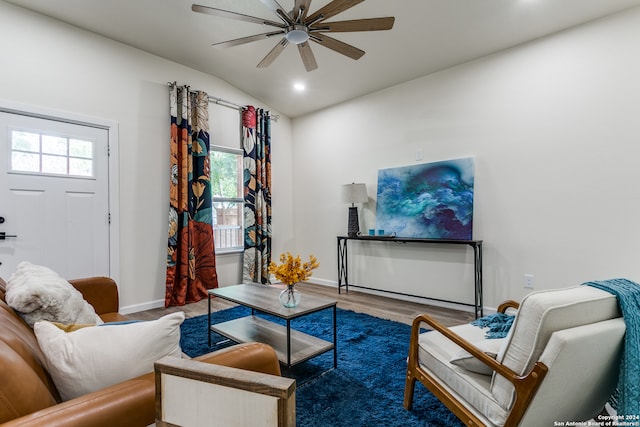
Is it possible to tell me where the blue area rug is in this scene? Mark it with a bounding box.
[180,306,462,427]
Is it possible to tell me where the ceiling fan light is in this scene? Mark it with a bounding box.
[286,25,310,44]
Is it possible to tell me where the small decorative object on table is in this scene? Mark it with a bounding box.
[279,285,301,308]
[269,252,319,307]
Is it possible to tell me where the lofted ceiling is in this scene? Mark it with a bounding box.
[5,0,640,117]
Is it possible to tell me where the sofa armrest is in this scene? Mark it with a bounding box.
[0,343,286,427]
[0,375,156,427]
[68,277,119,316]
[0,277,7,302]
[194,341,282,376]
[155,356,296,427]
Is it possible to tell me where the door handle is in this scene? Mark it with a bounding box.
[0,232,17,240]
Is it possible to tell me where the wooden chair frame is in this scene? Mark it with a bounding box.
[155,356,296,427]
[403,300,549,427]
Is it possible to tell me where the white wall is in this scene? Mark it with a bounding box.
[292,6,640,310]
[0,1,294,312]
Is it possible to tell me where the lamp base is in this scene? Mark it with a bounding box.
[347,206,360,237]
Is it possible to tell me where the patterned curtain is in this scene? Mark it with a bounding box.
[242,106,272,283]
[166,85,218,307]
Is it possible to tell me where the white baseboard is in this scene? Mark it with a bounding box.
[120,299,164,315]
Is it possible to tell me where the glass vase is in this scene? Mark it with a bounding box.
[279,284,301,308]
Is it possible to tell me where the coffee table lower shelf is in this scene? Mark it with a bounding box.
[210,315,335,367]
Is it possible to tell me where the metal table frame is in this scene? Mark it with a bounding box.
[208,284,338,368]
[337,235,483,318]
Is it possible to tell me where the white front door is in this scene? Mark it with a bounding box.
[0,112,110,280]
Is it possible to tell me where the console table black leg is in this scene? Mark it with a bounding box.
[337,237,349,294]
[337,238,342,293]
[473,243,484,318]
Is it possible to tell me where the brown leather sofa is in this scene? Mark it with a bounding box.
[0,276,282,427]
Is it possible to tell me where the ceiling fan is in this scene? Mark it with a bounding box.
[192,0,395,72]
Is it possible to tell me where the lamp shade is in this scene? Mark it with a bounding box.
[341,183,368,204]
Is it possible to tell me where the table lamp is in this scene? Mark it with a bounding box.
[341,183,368,236]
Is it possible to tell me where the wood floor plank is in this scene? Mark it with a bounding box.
[131,282,475,327]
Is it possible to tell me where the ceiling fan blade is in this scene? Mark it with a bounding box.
[305,0,364,24]
[259,0,287,14]
[298,42,318,71]
[258,0,292,25]
[257,38,289,67]
[192,4,285,28]
[311,33,364,60]
[213,31,284,48]
[293,0,312,22]
[314,17,395,32]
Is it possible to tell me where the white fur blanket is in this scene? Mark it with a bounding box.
[5,262,103,327]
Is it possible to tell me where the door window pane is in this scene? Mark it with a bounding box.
[69,158,93,176]
[42,135,67,155]
[11,131,39,152]
[10,130,95,178]
[42,155,67,174]
[69,139,93,158]
[11,151,40,172]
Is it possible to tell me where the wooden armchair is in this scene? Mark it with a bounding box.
[155,356,296,427]
[404,286,626,427]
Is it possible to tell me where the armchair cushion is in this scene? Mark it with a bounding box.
[418,323,508,425]
[34,312,185,401]
[492,286,620,409]
[517,318,625,426]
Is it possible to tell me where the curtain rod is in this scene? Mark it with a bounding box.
[167,82,279,122]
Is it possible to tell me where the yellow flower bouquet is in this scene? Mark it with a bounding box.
[269,253,319,307]
[269,252,319,286]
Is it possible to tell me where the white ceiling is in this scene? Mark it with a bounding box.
[6,0,640,117]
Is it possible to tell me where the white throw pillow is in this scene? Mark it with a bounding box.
[5,262,102,327]
[34,311,185,401]
[450,338,505,375]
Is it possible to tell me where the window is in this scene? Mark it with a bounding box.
[10,129,94,178]
[210,146,243,253]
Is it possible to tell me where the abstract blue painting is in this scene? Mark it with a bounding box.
[375,157,475,240]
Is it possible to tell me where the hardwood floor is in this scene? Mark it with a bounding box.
[132,282,475,327]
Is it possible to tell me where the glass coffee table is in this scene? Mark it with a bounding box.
[208,284,337,368]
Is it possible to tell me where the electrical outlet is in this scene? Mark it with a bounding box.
[415,149,423,161]
[524,274,535,289]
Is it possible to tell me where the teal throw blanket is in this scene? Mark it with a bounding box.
[471,312,514,339]
[584,278,640,418]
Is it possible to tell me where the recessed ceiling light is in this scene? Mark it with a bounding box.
[293,83,306,91]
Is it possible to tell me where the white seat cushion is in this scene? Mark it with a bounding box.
[418,323,508,426]
[492,286,620,409]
